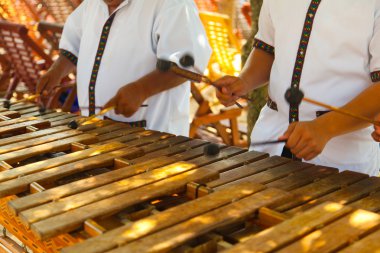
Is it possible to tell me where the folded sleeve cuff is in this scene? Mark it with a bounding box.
[371,71,380,82]
[253,39,275,55]
[60,49,78,66]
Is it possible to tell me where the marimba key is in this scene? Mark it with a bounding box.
[0,133,98,165]
[349,191,380,212]
[224,202,353,253]
[285,176,380,216]
[21,146,243,226]
[101,188,290,253]
[130,138,208,164]
[274,170,369,212]
[6,103,36,111]
[276,209,380,253]
[63,182,269,253]
[340,228,380,253]
[0,111,21,119]
[206,156,291,188]
[265,165,339,191]
[95,127,146,143]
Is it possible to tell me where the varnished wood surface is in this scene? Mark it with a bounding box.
[0,104,376,253]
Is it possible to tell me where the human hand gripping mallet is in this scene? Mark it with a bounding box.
[250,87,380,148]
[156,55,251,109]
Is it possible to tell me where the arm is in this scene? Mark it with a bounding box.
[104,70,186,117]
[282,82,380,160]
[317,82,380,136]
[38,1,84,95]
[214,0,274,106]
[215,48,274,106]
[37,55,76,95]
[105,1,211,117]
[283,1,380,160]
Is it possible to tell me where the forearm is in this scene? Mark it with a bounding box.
[316,82,380,138]
[136,70,187,99]
[239,48,274,91]
[48,55,76,79]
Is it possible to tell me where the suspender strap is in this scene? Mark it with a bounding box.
[88,13,118,116]
[289,0,323,123]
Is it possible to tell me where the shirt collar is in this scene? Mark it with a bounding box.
[98,0,130,15]
[115,0,130,11]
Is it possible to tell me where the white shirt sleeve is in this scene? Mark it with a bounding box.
[369,0,380,82]
[254,0,275,52]
[153,0,212,72]
[59,1,86,58]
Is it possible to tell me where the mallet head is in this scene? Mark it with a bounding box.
[3,100,10,109]
[179,54,195,68]
[203,143,220,156]
[285,87,304,107]
[68,120,79,129]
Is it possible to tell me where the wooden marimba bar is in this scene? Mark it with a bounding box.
[0,102,378,252]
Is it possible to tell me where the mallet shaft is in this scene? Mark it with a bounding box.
[170,65,247,108]
[78,106,116,124]
[303,97,380,126]
[11,94,40,105]
[250,139,286,147]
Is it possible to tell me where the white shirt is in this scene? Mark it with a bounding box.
[251,0,380,176]
[60,0,211,136]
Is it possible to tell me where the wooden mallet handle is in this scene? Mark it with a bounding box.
[157,59,247,108]
[68,106,116,129]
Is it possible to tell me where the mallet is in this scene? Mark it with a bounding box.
[68,106,116,129]
[285,87,380,126]
[157,57,248,108]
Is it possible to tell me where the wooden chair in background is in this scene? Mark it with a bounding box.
[199,11,241,79]
[38,0,76,24]
[0,20,76,111]
[194,0,219,12]
[190,82,244,146]
[0,0,49,48]
[189,11,246,147]
[0,0,78,111]
[37,21,63,56]
[0,0,41,26]
[1,0,79,26]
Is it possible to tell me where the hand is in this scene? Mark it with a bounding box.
[37,69,63,96]
[104,82,147,118]
[372,114,380,142]
[279,120,333,161]
[214,75,250,107]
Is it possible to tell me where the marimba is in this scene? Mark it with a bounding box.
[0,102,378,252]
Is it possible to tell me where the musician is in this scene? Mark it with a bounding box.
[37,0,211,136]
[215,0,380,176]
